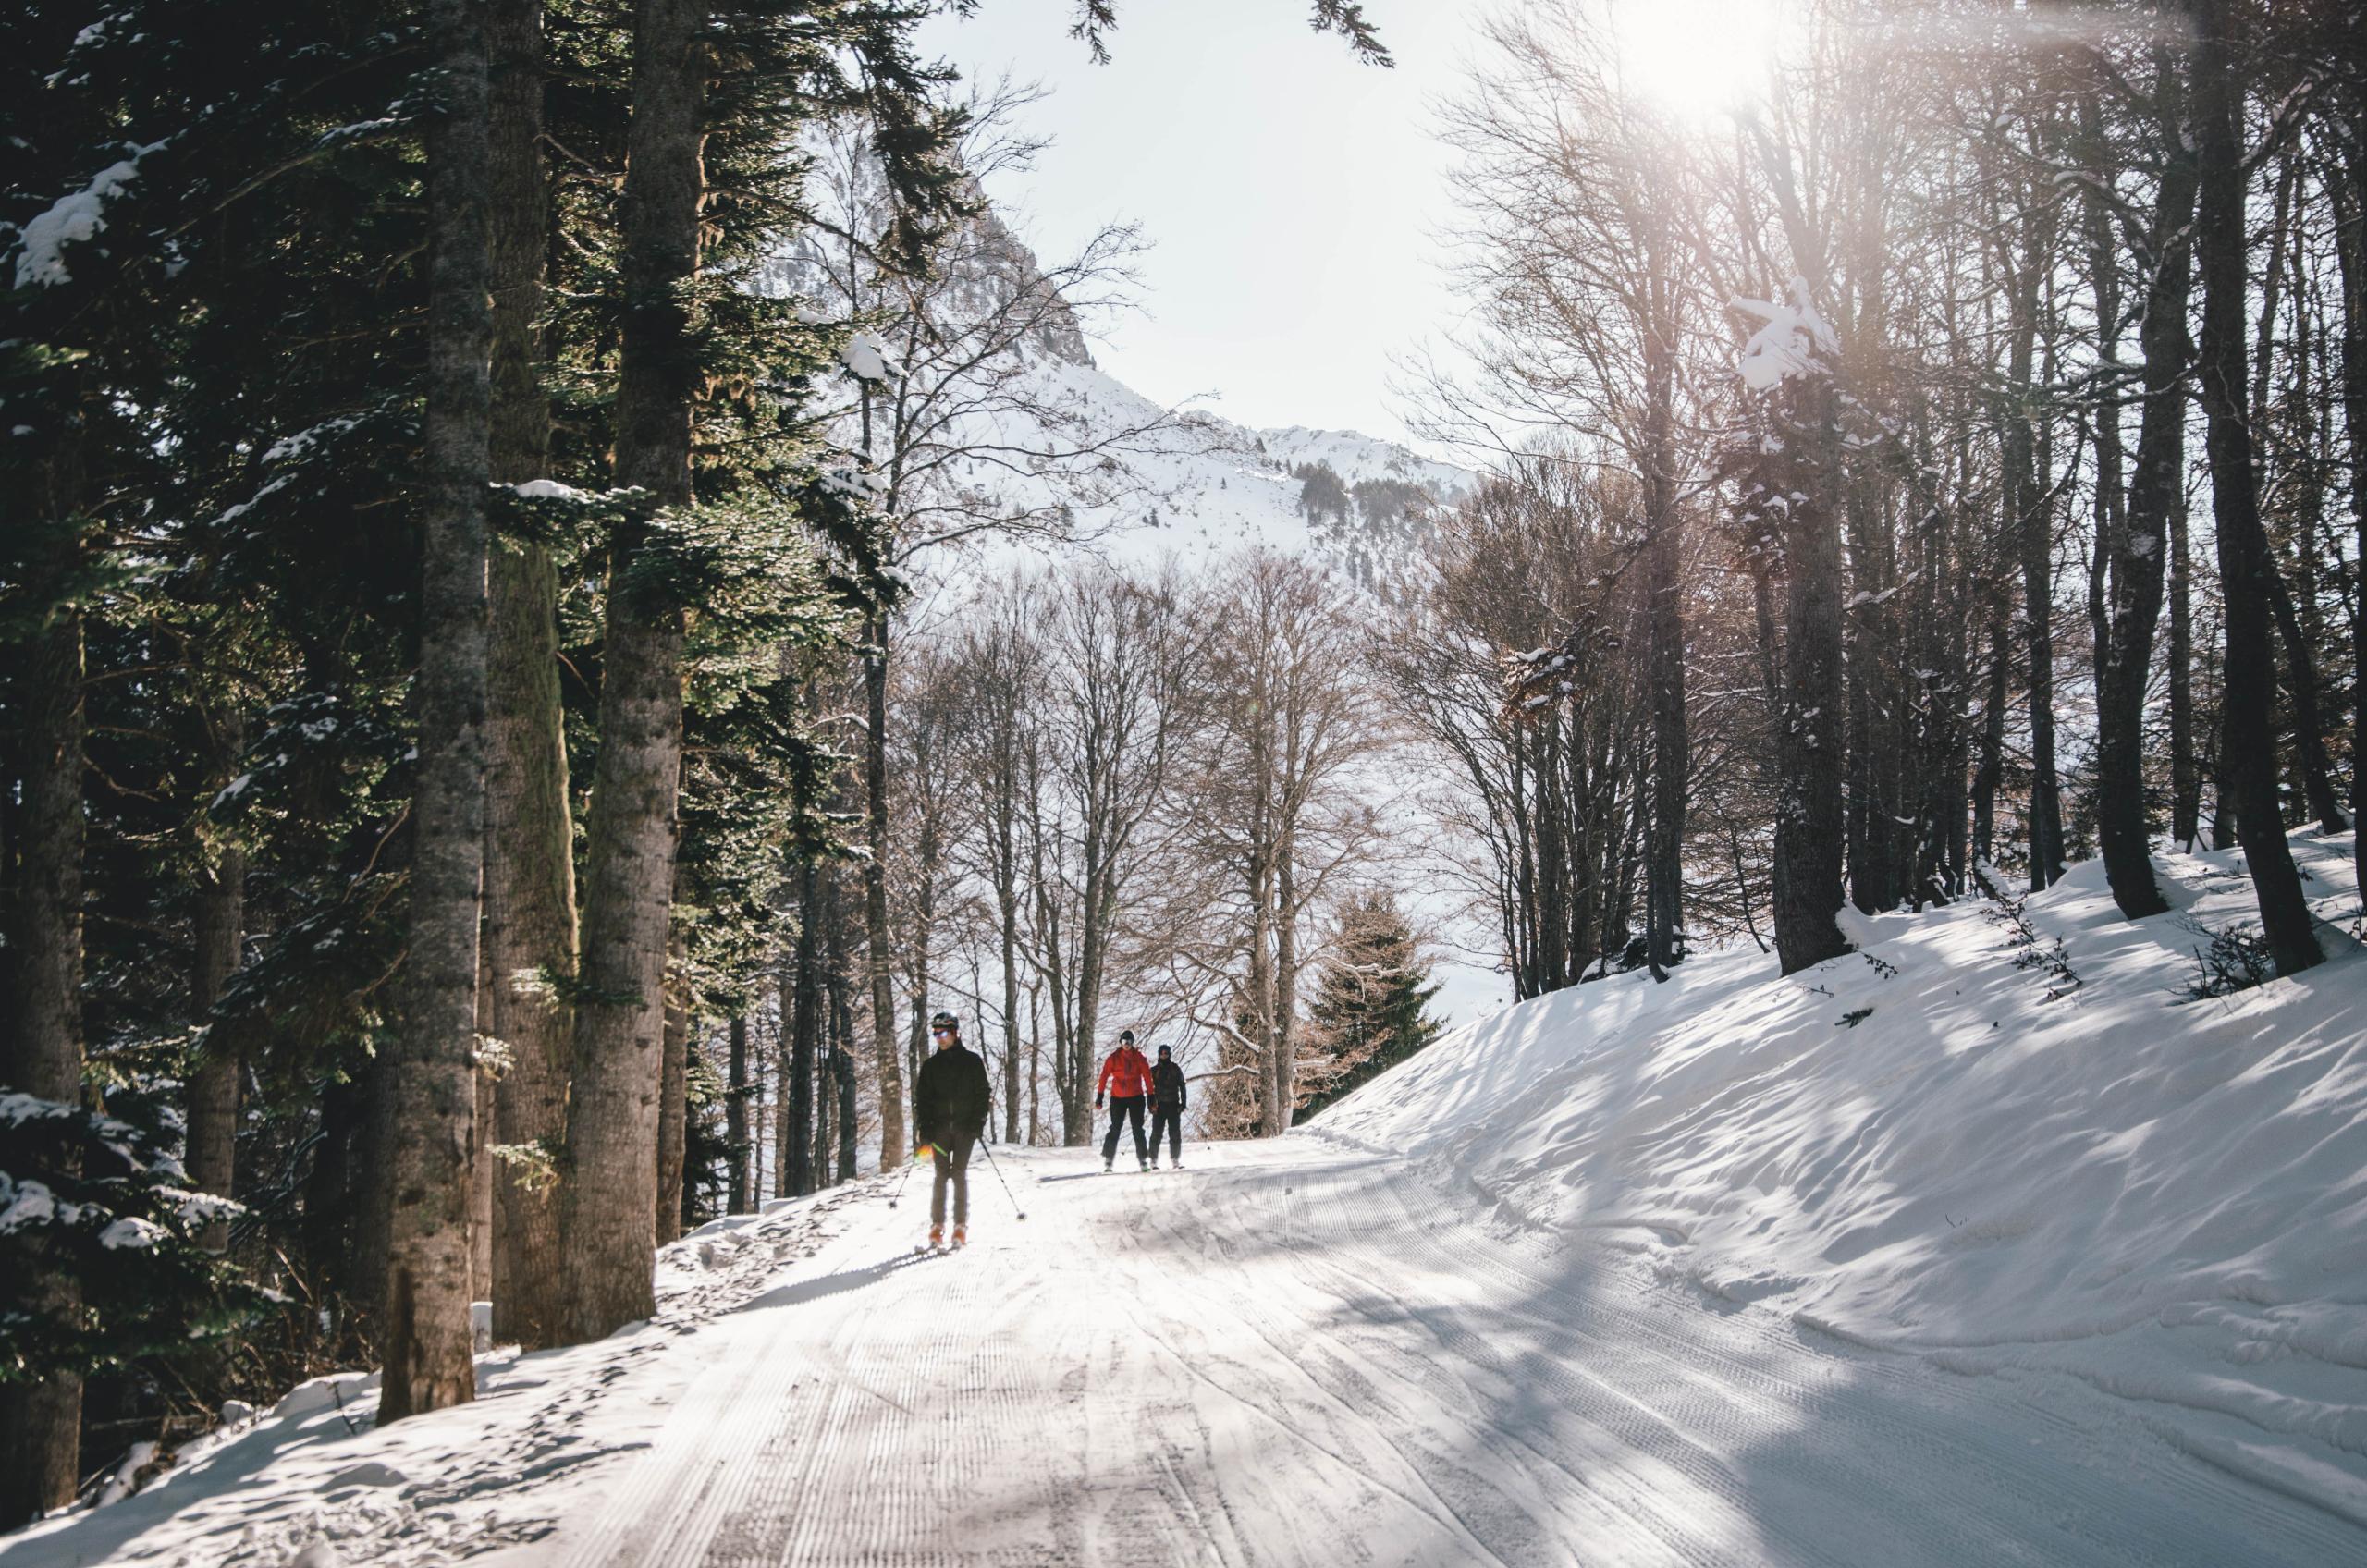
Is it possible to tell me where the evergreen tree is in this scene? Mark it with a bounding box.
[1291,895,1442,1125]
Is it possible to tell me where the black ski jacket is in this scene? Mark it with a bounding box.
[913,1043,991,1146]
[1151,1059,1188,1110]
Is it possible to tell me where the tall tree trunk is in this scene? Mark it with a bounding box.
[1027,985,1043,1146]
[789,859,820,1196]
[558,0,703,1344]
[2008,261,2066,890]
[470,1042,496,1306]
[1273,839,1301,1126]
[2264,564,2349,832]
[655,931,689,1245]
[1970,593,2008,866]
[0,602,89,1526]
[381,0,493,1424]
[2189,0,2323,974]
[726,1015,749,1212]
[2208,690,2238,850]
[1772,368,1850,974]
[999,874,1021,1145]
[187,846,246,1253]
[2093,62,2197,920]
[484,0,576,1353]
[813,1035,834,1189]
[828,876,858,1177]
[772,954,791,1200]
[834,1043,858,1182]
[863,614,905,1167]
[1642,379,1688,974]
[2169,486,2200,848]
[2336,112,2367,896]
[1249,849,1280,1136]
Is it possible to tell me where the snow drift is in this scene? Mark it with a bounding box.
[1315,830,2367,1520]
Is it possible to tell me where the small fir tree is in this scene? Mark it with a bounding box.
[1292,895,1443,1125]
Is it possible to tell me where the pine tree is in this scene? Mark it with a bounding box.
[1291,896,1442,1125]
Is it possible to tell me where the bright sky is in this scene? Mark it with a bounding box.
[914,0,1483,452]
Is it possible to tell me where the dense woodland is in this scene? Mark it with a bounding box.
[2,0,2363,1532]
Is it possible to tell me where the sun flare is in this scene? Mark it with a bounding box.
[1611,0,1784,121]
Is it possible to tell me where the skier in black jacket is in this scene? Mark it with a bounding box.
[912,1011,991,1247]
[1148,1044,1187,1170]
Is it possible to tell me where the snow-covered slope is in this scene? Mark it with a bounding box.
[1315,830,2367,1521]
[927,349,1473,583]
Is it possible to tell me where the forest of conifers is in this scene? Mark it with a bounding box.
[1,0,2361,1535]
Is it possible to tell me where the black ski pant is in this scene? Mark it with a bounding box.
[1102,1096,1147,1164]
[930,1133,976,1227]
[1149,1104,1182,1162]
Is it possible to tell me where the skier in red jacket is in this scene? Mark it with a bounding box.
[1096,1030,1155,1172]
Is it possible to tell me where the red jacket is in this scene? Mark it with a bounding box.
[1098,1045,1154,1100]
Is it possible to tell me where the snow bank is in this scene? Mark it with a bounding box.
[0,1182,865,1567]
[1316,831,2367,1513]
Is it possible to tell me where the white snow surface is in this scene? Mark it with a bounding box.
[8,834,2363,1566]
[1321,828,2367,1525]
[900,350,1473,583]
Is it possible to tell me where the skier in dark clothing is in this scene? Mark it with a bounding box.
[1097,1029,1154,1172]
[1148,1044,1187,1170]
[912,1011,991,1247]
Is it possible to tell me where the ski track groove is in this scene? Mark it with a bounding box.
[558,1141,2367,1568]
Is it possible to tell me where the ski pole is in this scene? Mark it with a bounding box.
[975,1138,1028,1220]
[886,1146,919,1210]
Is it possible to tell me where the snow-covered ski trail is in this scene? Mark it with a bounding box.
[519,1138,2361,1568]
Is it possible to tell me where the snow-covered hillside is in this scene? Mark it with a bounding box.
[769,186,1475,586]
[923,349,1475,585]
[1317,830,2367,1523]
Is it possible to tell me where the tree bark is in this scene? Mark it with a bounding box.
[999,877,1022,1145]
[828,876,859,1178]
[558,0,703,1344]
[726,1016,749,1211]
[483,0,576,1353]
[381,0,493,1424]
[2189,0,2323,975]
[2093,59,2197,920]
[812,1032,833,1189]
[863,614,906,1167]
[187,846,246,1253]
[2263,563,2348,833]
[2007,235,2066,891]
[1970,593,2008,867]
[1642,378,1688,974]
[1274,835,1302,1123]
[2169,485,2200,849]
[1772,389,1849,974]
[655,937,688,1245]
[2336,110,2367,896]
[0,601,88,1526]
[789,859,820,1196]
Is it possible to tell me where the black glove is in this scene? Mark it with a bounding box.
[1095,1093,1105,1109]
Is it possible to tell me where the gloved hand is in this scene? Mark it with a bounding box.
[915,1143,934,1161]
[1095,1094,1105,1109]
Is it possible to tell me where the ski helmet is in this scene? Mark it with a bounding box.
[1119,1029,1135,1044]
[930,1011,960,1035]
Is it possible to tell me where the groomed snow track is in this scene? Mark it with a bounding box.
[531,1140,2363,1568]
